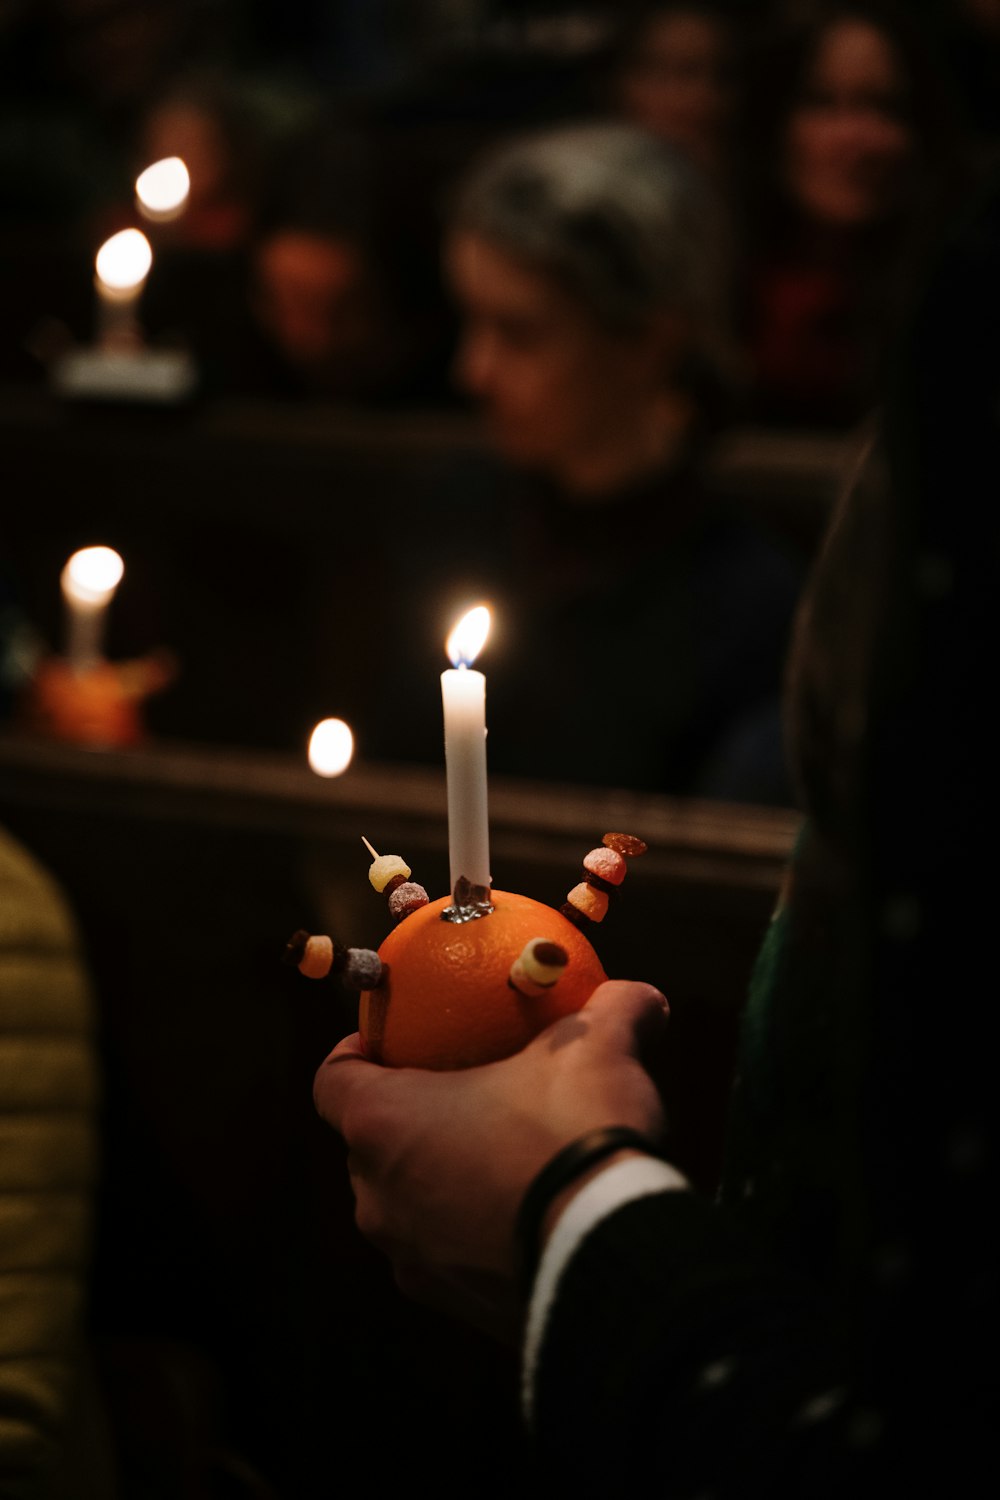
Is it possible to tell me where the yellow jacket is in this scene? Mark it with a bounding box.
[0,826,100,1498]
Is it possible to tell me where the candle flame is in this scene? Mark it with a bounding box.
[62,546,125,605]
[95,229,153,292]
[308,718,354,777]
[446,605,491,668]
[135,156,191,220]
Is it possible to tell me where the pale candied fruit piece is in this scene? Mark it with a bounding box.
[510,938,568,996]
[300,934,334,979]
[565,882,609,922]
[368,854,411,892]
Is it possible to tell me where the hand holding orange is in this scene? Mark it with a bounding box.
[288,833,647,1073]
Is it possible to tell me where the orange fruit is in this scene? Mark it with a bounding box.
[20,658,147,748]
[359,890,608,1070]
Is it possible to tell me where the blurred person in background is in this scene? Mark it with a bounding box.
[129,71,275,394]
[735,0,966,430]
[368,121,804,805]
[134,72,264,257]
[602,1,738,185]
[240,114,454,405]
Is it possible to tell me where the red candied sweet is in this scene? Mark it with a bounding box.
[583,847,627,885]
[388,881,430,921]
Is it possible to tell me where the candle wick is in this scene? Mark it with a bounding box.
[361,836,380,859]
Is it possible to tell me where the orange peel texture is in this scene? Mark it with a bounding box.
[360,890,607,1070]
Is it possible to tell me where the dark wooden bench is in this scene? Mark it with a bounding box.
[0,730,798,1494]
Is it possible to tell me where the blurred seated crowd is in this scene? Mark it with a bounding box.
[2,0,998,804]
[3,0,996,421]
[3,1,995,423]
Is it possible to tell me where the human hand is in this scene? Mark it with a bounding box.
[313,980,669,1342]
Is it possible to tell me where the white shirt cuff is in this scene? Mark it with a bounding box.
[521,1153,689,1424]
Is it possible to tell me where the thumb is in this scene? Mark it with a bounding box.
[312,1031,378,1129]
[579,979,670,1059]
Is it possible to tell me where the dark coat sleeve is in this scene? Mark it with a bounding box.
[531,949,996,1500]
[529,177,1000,1499]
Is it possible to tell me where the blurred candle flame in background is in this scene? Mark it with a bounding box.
[95,229,153,294]
[135,157,191,222]
[62,546,125,607]
[308,717,354,777]
[60,546,125,673]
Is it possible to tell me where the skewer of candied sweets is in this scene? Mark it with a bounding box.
[283,929,383,988]
[562,832,648,929]
[362,836,429,920]
[508,939,569,998]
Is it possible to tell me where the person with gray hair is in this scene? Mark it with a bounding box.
[370,120,802,804]
[445,120,737,495]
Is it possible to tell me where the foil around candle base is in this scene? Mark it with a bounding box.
[441,875,494,924]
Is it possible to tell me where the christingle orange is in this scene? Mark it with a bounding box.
[284,833,648,1071]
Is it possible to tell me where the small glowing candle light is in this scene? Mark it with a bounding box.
[442,605,491,896]
[308,718,354,777]
[61,546,124,670]
[94,229,153,349]
[135,157,191,222]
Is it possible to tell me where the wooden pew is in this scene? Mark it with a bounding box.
[0,731,798,1494]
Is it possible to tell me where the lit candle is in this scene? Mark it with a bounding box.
[441,605,492,896]
[61,546,124,671]
[135,156,191,222]
[94,229,152,350]
[308,717,354,777]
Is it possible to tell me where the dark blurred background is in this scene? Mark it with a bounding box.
[1,2,995,1496]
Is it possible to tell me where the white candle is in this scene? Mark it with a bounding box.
[441,605,491,895]
[61,546,124,670]
[94,229,152,350]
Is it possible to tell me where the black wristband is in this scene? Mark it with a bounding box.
[514,1126,662,1300]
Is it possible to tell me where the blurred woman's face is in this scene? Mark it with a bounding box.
[253,232,376,369]
[785,19,914,227]
[617,10,732,173]
[447,232,660,472]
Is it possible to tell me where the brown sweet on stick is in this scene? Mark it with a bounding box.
[603,832,648,857]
